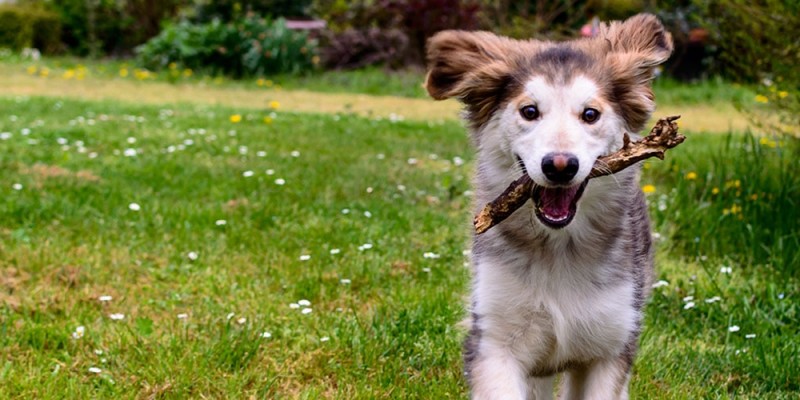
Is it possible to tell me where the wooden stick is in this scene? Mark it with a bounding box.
[474,115,684,234]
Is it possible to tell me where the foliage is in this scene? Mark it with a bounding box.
[0,5,61,54]
[185,0,313,22]
[694,0,800,137]
[320,28,408,70]
[313,0,482,67]
[42,0,183,57]
[136,17,319,77]
[480,0,590,40]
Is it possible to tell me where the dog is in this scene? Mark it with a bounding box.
[424,14,673,400]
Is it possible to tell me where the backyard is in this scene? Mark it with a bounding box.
[0,54,797,398]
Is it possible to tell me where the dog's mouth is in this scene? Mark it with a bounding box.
[531,181,588,229]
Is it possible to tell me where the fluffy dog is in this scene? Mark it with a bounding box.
[424,13,673,400]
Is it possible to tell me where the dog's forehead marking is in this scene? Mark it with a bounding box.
[521,75,601,111]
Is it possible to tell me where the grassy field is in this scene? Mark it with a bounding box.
[0,60,798,398]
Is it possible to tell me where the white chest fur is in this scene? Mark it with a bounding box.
[472,252,638,373]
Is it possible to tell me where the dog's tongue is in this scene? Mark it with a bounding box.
[539,186,580,220]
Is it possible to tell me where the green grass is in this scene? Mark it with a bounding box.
[0,90,797,398]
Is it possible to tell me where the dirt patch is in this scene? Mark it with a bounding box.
[22,163,101,185]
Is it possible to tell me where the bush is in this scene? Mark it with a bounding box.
[186,0,313,23]
[136,17,319,77]
[320,28,409,69]
[0,5,61,53]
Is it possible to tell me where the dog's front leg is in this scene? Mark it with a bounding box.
[559,357,631,400]
[469,344,529,400]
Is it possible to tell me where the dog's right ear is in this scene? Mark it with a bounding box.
[424,31,518,101]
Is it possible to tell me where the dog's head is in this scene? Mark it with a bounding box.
[425,13,673,229]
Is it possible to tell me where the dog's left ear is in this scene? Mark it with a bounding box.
[601,13,673,76]
[600,13,674,131]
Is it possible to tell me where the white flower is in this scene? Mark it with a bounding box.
[298,299,311,307]
[72,326,85,339]
[453,156,465,166]
[242,170,254,177]
[330,248,341,255]
[226,312,235,320]
[109,313,125,320]
[265,169,275,175]
[88,367,102,374]
[301,308,312,315]
[407,158,418,165]
[236,317,246,325]
[98,295,112,302]
[422,267,431,273]
[257,151,267,157]
[683,302,695,310]
[291,150,300,157]
[720,266,732,274]
[728,325,740,332]
[705,296,721,304]
[682,296,694,302]
[215,219,227,226]
[341,208,350,214]
[358,243,373,251]
[0,132,11,140]
[128,203,141,211]
[21,128,31,136]
[127,137,137,144]
[261,331,272,338]
[187,251,199,261]
[340,279,351,284]
[299,254,311,261]
[177,313,188,320]
[651,280,669,288]
[397,184,406,191]
[289,303,300,309]
[320,336,330,342]
[366,187,373,193]
[123,148,137,157]
[94,349,103,355]
[376,153,385,159]
[12,183,23,191]
[274,178,286,185]
[745,334,756,339]
[423,252,441,259]
[363,211,372,218]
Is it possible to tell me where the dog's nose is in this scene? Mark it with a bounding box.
[542,152,579,183]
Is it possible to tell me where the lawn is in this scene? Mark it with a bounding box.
[0,62,798,399]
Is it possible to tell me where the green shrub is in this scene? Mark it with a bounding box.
[0,5,61,53]
[136,17,318,77]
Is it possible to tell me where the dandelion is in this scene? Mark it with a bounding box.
[642,184,656,194]
[754,94,769,103]
[119,68,129,78]
[230,114,242,123]
[183,69,193,78]
[685,172,697,180]
[728,325,740,332]
[711,187,720,195]
[730,204,742,214]
[263,116,273,124]
[128,203,141,211]
[749,193,758,201]
[109,313,125,320]
[26,65,37,75]
[268,101,280,110]
[778,91,788,99]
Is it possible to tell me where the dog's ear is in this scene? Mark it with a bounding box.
[601,13,673,74]
[599,13,673,131]
[425,30,518,101]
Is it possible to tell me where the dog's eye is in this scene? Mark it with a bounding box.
[582,108,601,124]
[520,105,540,121]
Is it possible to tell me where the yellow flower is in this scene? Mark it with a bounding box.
[257,78,265,86]
[269,101,280,110]
[312,55,320,65]
[263,116,273,124]
[230,114,242,123]
[749,193,758,201]
[62,69,75,79]
[685,172,697,180]
[642,184,656,194]
[39,67,50,77]
[168,62,178,70]
[26,65,37,75]
[265,79,274,87]
[119,68,129,78]
[754,94,769,103]
[711,187,720,195]
[778,91,788,99]
[730,204,742,214]
[183,69,193,78]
